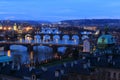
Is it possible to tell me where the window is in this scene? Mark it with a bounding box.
[113,72,116,78]
[107,72,111,77]
[32,75,36,80]
[118,73,120,79]
[102,37,105,43]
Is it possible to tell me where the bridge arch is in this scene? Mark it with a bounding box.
[58,47,67,55]
[25,34,32,43]
[53,35,60,42]
[53,29,60,34]
[62,35,70,42]
[34,35,41,43]
[46,28,53,34]
[34,46,53,61]
[43,35,51,42]
[41,28,46,33]
[10,45,27,51]
[72,35,79,43]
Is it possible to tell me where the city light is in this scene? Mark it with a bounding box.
[25,27,33,31]
[7,50,11,57]
[0,20,119,80]
[0,27,2,30]
[8,27,12,30]
[3,27,7,30]
[0,0,120,80]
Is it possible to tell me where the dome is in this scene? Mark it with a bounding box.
[97,34,116,45]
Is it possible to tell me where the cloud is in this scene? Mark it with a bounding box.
[0,0,120,21]
[54,9,76,14]
[39,15,81,20]
[4,16,16,20]
[0,12,27,15]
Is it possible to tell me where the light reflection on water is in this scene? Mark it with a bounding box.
[0,45,54,64]
[7,50,11,57]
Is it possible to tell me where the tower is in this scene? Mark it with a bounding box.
[13,23,17,31]
[18,25,22,34]
[82,35,90,52]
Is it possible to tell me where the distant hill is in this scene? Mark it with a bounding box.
[0,20,51,26]
[60,19,120,27]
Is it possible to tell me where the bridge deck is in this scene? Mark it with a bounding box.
[0,41,82,47]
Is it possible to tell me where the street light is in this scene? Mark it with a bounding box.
[4,27,7,30]
[8,27,12,30]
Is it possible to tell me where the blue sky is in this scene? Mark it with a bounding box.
[0,0,120,21]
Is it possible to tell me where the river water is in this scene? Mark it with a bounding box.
[0,39,79,64]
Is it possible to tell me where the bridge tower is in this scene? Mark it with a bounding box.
[82,35,90,53]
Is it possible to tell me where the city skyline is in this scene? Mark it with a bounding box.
[0,0,120,21]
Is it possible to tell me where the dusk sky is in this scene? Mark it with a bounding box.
[0,0,120,21]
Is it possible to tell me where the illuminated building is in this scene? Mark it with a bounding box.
[0,23,2,30]
[41,27,61,34]
[13,23,17,31]
[84,26,97,31]
[82,35,90,52]
[18,25,21,30]
[18,26,22,34]
[95,30,100,35]
[97,34,116,49]
[25,27,32,32]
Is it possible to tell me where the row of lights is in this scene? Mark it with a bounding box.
[0,27,12,30]
[0,26,33,31]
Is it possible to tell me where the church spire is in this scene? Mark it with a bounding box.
[104,25,109,34]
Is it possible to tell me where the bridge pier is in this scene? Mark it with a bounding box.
[52,46,61,59]
[59,35,63,40]
[69,35,73,40]
[4,45,10,51]
[27,45,34,52]
[40,35,44,41]
[52,46,58,54]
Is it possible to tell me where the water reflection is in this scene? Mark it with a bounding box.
[0,45,54,64]
[30,51,34,61]
[19,37,23,43]
[0,36,80,64]
[7,50,11,57]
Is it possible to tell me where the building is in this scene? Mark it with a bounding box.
[82,35,90,52]
[0,32,120,80]
[13,23,17,31]
[0,23,3,30]
[83,26,97,31]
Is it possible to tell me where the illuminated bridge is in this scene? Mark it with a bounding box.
[0,41,83,53]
